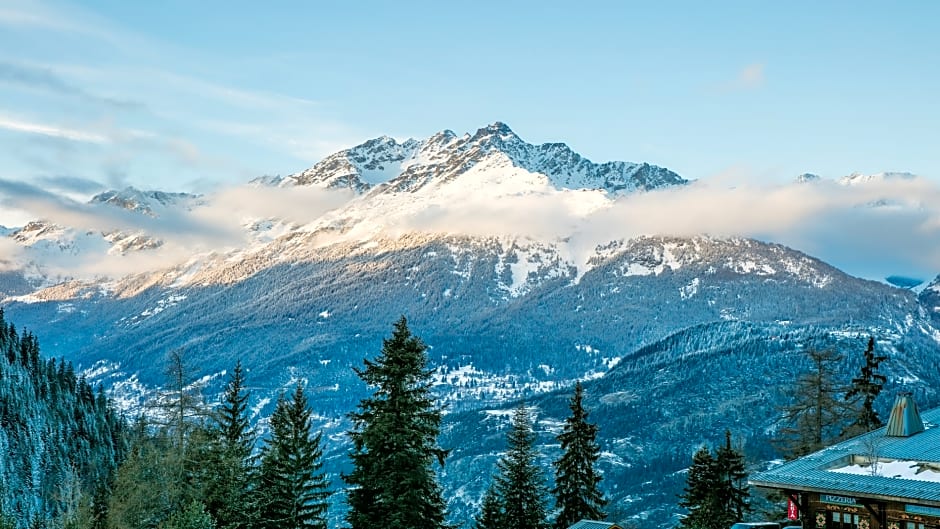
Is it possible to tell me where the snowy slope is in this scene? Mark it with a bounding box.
[2,127,939,529]
[839,171,917,185]
[276,122,686,196]
[921,275,940,322]
[4,187,200,286]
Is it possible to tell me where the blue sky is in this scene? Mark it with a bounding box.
[1,0,937,199]
[1,1,939,281]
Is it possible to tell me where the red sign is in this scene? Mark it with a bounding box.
[788,498,799,520]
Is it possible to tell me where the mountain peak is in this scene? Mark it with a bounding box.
[282,123,686,196]
[468,121,521,146]
[90,187,200,216]
[483,121,516,135]
[840,171,917,185]
[796,173,820,183]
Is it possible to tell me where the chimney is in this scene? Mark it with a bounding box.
[885,392,925,437]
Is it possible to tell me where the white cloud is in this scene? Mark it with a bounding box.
[192,184,354,228]
[0,237,24,271]
[737,63,765,89]
[0,180,355,279]
[716,63,766,93]
[0,115,108,143]
[4,173,939,285]
[375,174,940,281]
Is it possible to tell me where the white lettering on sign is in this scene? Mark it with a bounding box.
[821,495,857,505]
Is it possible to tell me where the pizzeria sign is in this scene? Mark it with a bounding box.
[821,495,858,505]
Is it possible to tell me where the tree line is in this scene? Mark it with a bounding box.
[0,306,889,529]
[1,315,611,529]
[676,336,889,529]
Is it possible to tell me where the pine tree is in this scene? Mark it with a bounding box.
[679,446,722,529]
[151,350,210,505]
[474,481,504,529]
[843,337,887,437]
[714,431,749,526]
[680,433,750,529]
[162,500,215,529]
[204,362,256,529]
[552,382,606,529]
[257,384,330,529]
[344,316,449,529]
[776,348,849,459]
[109,353,212,529]
[494,404,549,529]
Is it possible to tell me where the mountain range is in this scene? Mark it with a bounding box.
[1,123,939,527]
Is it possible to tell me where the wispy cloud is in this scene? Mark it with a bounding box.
[2,173,939,283]
[736,63,765,89]
[0,60,143,109]
[0,115,108,143]
[382,174,940,281]
[33,175,107,195]
[0,179,354,278]
[716,63,766,93]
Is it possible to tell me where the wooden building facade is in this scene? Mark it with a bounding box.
[751,394,940,529]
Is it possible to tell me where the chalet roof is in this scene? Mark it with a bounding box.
[567,521,622,529]
[886,393,925,437]
[750,406,940,506]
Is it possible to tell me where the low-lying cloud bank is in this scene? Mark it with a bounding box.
[0,174,938,285]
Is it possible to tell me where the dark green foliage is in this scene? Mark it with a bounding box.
[679,447,722,529]
[0,309,125,529]
[776,348,850,459]
[679,434,750,529]
[474,482,504,529]
[344,316,448,529]
[714,431,749,524]
[203,362,256,529]
[843,337,887,437]
[552,382,606,529]
[257,384,329,529]
[161,500,215,529]
[493,404,549,529]
[108,353,213,529]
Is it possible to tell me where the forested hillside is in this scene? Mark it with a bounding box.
[0,309,125,528]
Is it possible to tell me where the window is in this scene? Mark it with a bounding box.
[829,512,860,529]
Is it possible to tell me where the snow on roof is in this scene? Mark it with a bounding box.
[830,459,940,483]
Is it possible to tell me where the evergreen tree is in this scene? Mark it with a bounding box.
[257,384,329,529]
[680,434,750,529]
[714,431,749,525]
[204,362,256,529]
[474,481,504,529]
[344,316,448,529]
[776,348,849,459]
[494,404,549,529]
[109,353,212,529]
[552,382,606,529]
[162,500,215,529]
[679,446,722,529]
[843,337,887,437]
[107,417,179,529]
[0,309,125,529]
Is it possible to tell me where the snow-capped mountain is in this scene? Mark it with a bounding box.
[276,122,686,195]
[10,186,199,252]
[839,171,917,185]
[922,274,940,324]
[2,124,939,528]
[89,187,201,216]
